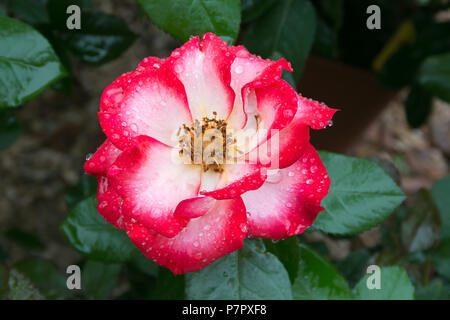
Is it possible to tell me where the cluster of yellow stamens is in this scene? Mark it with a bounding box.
[177,112,237,172]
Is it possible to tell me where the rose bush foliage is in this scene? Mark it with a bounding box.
[84,33,337,274]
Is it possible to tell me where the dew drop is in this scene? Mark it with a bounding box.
[283,109,294,118]
[306,179,313,185]
[174,64,183,73]
[234,65,243,74]
[266,170,283,184]
[98,201,108,209]
[194,252,202,260]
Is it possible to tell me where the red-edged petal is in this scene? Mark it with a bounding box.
[242,144,330,240]
[107,136,201,237]
[93,176,125,229]
[200,163,267,200]
[165,33,235,120]
[246,120,310,170]
[294,95,338,130]
[174,196,216,219]
[84,139,122,176]
[137,56,165,70]
[253,79,298,133]
[232,79,299,158]
[227,48,292,130]
[99,64,192,149]
[244,94,337,169]
[124,197,247,275]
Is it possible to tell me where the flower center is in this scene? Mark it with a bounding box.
[177,112,236,172]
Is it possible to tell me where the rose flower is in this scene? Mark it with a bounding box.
[84,33,337,274]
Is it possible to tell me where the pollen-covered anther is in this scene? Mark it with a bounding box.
[177,111,235,172]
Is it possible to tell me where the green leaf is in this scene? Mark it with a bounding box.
[366,156,401,185]
[431,175,450,239]
[378,45,423,88]
[335,249,372,288]
[0,265,8,299]
[149,267,185,300]
[64,174,97,210]
[243,0,316,82]
[8,269,44,300]
[353,266,414,300]
[292,243,351,299]
[433,240,450,281]
[14,257,69,299]
[5,227,45,250]
[48,3,136,65]
[316,0,343,28]
[185,239,292,299]
[0,244,7,262]
[122,255,158,299]
[401,189,440,252]
[0,16,65,108]
[417,53,450,102]
[241,0,276,23]
[404,84,433,128]
[263,237,300,283]
[313,152,406,235]
[82,260,122,299]
[312,17,338,59]
[60,197,137,262]
[415,279,450,300]
[130,253,159,278]
[9,0,49,25]
[137,0,241,44]
[0,108,21,150]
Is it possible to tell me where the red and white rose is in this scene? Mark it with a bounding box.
[84,33,337,274]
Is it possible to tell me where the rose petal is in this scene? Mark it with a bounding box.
[96,177,125,229]
[99,63,192,149]
[174,196,216,219]
[200,163,267,200]
[107,136,201,237]
[227,47,292,130]
[124,197,247,274]
[294,95,338,130]
[165,33,235,120]
[242,144,329,239]
[84,139,122,176]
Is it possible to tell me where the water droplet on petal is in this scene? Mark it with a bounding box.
[266,170,283,184]
[174,64,183,73]
[234,65,243,74]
